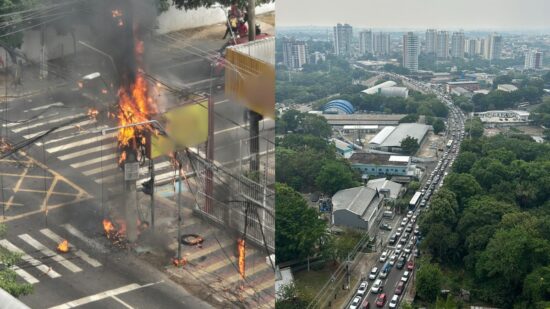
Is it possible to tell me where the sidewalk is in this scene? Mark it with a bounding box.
[134,190,275,308]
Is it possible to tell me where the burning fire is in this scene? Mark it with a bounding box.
[57,240,69,253]
[87,108,99,120]
[238,238,245,279]
[111,9,122,18]
[172,257,187,267]
[103,219,115,237]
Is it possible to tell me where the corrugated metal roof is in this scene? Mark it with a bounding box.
[362,81,397,95]
[369,126,395,145]
[379,123,431,148]
[332,186,377,216]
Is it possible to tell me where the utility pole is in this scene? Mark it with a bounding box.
[247,0,261,173]
[149,159,155,231]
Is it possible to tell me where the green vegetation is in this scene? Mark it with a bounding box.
[276,56,373,104]
[276,110,332,138]
[0,224,33,297]
[464,117,484,138]
[531,97,550,128]
[400,136,420,155]
[416,261,444,302]
[418,134,550,308]
[432,118,446,134]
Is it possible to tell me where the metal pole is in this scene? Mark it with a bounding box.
[150,159,155,231]
[177,159,182,260]
[206,97,214,214]
[77,41,119,78]
[247,0,256,42]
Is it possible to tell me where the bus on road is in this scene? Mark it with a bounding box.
[409,191,422,210]
[446,139,454,148]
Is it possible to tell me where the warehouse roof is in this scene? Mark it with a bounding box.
[349,152,409,166]
[332,186,380,218]
[379,123,431,148]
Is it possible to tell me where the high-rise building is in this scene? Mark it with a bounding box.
[425,29,437,54]
[451,31,465,58]
[477,38,486,56]
[373,32,390,56]
[359,30,374,55]
[403,32,419,72]
[466,39,477,57]
[436,31,449,59]
[525,49,543,69]
[333,23,353,56]
[485,33,503,60]
[282,38,309,69]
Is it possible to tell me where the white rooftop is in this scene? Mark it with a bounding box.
[389,155,410,162]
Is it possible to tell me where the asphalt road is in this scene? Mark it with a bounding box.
[0,34,273,308]
[345,73,466,309]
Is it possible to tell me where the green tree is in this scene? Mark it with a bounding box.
[275,283,313,309]
[408,180,420,192]
[400,136,420,155]
[398,114,419,123]
[445,173,482,208]
[543,128,550,142]
[165,0,273,10]
[275,183,327,263]
[452,151,478,173]
[299,114,332,138]
[432,118,446,134]
[0,224,33,296]
[315,160,359,195]
[464,117,484,138]
[417,262,443,302]
[522,266,550,308]
[0,0,39,66]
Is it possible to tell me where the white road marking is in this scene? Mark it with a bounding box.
[39,229,102,268]
[18,234,82,273]
[58,143,117,161]
[23,102,64,113]
[10,265,39,284]
[12,113,85,133]
[95,162,177,184]
[70,153,117,169]
[61,224,108,254]
[82,163,118,176]
[0,239,60,279]
[48,281,162,309]
[46,133,116,153]
[34,123,105,145]
[24,120,98,140]
[111,295,134,309]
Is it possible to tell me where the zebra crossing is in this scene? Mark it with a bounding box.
[5,105,177,187]
[0,225,104,285]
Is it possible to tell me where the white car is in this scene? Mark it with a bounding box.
[388,254,397,266]
[348,295,362,309]
[368,267,379,280]
[379,251,388,263]
[356,281,368,296]
[389,295,399,308]
[370,279,383,294]
[401,271,410,282]
[395,244,403,254]
[401,218,408,226]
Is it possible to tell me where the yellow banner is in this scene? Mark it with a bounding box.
[149,99,209,159]
[225,49,275,118]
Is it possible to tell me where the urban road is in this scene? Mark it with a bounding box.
[0,34,273,308]
[344,71,466,309]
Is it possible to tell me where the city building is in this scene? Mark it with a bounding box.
[475,110,530,127]
[485,33,503,60]
[368,123,431,153]
[362,80,397,94]
[525,49,543,70]
[451,31,465,58]
[446,81,480,92]
[497,84,518,92]
[466,38,477,57]
[282,38,309,69]
[331,138,355,158]
[321,114,407,127]
[373,32,391,56]
[379,87,409,98]
[366,178,404,200]
[349,153,415,176]
[359,30,374,55]
[312,51,326,64]
[436,31,449,59]
[477,38,486,56]
[402,32,419,72]
[333,23,353,56]
[331,185,385,230]
[425,29,437,54]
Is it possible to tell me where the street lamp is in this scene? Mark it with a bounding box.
[78,41,119,78]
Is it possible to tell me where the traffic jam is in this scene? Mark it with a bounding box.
[346,75,466,309]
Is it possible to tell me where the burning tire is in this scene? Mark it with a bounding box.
[180,234,204,246]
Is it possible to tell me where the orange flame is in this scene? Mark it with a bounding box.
[87,108,99,120]
[111,9,122,18]
[57,240,69,253]
[103,219,115,237]
[238,238,245,279]
[172,257,187,267]
[118,151,127,165]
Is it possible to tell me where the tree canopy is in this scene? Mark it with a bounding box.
[400,136,420,155]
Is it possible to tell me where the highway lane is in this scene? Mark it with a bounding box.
[345,71,466,309]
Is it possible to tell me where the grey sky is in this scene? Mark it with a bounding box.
[276,0,550,30]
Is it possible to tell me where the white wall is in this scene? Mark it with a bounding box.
[20,25,91,64]
[156,3,275,34]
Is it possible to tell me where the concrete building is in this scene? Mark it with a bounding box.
[403,32,419,72]
[362,80,397,94]
[322,114,406,127]
[451,31,465,58]
[333,23,353,56]
[475,110,530,127]
[331,138,355,158]
[436,31,449,59]
[349,153,415,176]
[379,87,409,98]
[425,29,437,54]
[282,38,309,69]
[322,99,355,114]
[312,51,326,64]
[331,185,385,230]
[525,49,543,70]
[368,123,431,153]
[373,32,391,56]
[466,38,477,57]
[446,81,480,93]
[497,84,518,92]
[359,30,374,55]
[477,38,486,56]
[366,178,404,200]
[485,33,503,60]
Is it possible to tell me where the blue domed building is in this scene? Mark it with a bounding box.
[322,100,355,114]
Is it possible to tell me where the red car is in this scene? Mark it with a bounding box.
[375,293,387,307]
[395,281,404,295]
[407,260,415,271]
